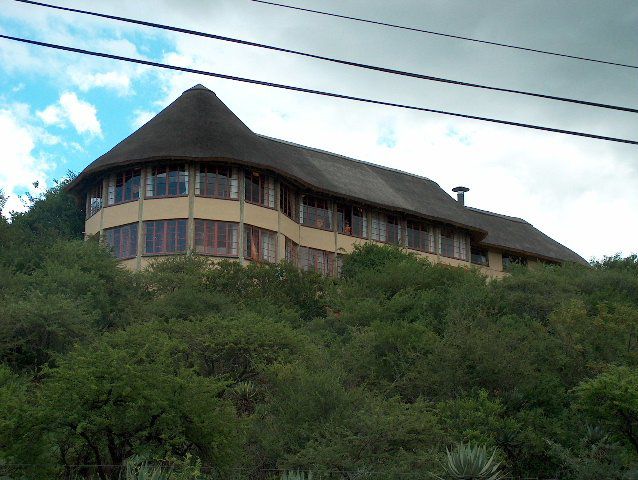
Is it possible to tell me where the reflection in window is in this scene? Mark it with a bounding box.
[337,204,367,238]
[285,237,298,264]
[440,227,468,260]
[144,219,188,254]
[104,223,138,259]
[300,196,332,230]
[470,246,489,266]
[407,221,434,253]
[299,246,334,276]
[370,212,401,244]
[194,220,238,256]
[244,225,276,263]
[146,165,188,198]
[280,184,297,220]
[195,165,238,199]
[108,169,141,205]
[87,182,103,218]
[245,170,275,208]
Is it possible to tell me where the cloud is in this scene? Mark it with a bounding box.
[0,105,53,216]
[71,71,132,95]
[37,92,102,137]
[131,109,157,129]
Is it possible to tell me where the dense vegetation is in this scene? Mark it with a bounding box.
[0,183,637,479]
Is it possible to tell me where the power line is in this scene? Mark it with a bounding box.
[12,0,638,114]
[251,0,638,70]
[1,33,636,146]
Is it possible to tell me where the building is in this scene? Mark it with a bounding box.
[66,84,587,276]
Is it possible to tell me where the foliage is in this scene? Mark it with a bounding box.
[1,184,638,479]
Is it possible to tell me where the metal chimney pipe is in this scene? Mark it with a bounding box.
[452,186,470,206]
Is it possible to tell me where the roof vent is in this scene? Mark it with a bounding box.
[452,186,470,206]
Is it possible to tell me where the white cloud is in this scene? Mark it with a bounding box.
[0,105,52,216]
[37,92,102,137]
[71,71,132,95]
[131,109,156,129]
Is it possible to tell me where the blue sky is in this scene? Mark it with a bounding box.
[1,0,637,259]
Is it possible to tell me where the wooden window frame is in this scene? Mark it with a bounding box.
[194,219,239,257]
[407,220,435,253]
[244,225,277,263]
[298,246,335,276]
[337,204,367,238]
[244,170,275,208]
[146,165,189,199]
[300,195,333,231]
[195,165,238,199]
[104,223,138,260]
[143,219,188,255]
[108,168,141,206]
[280,183,297,220]
[86,181,103,218]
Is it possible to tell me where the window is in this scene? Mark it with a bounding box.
[300,196,332,230]
[502,252,527,270]
[245,170,275,208]
[144,219,188,254]
[440,227,468,260]
[195,165,238,199]
[285,237,298,265]
[104,223,138,259]
[471,246,489,266]
[194,220,238,256]
[108,168,141,205]
[280,184,297,219]
[86,182,103,218]
[407,221,434,253]
[146,165,188,198]
[371,212,401,244]
[244,225,276,263]
[299,246,334,276]
[337,204,367,238]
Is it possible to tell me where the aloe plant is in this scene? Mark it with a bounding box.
[280,469,313,480]
[121,456,168,480]
[438,442,506,480]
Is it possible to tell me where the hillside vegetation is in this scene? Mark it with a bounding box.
[1,183,637,479]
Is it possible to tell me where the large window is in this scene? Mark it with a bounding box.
[245,170,275,208]
[299,246,334,276]
[280,184,297,220]
[471,246,489,266]
[144,219,188,255]
[195,165,238,199]
[244,225,276,263]
[194,220,238,256]
[86,182,103,218]
[108,168,141,205]
[440,227,468,260]
[285,237,298,265]
[146,165,188,198]
[337,204,367,238]
[371,212,401,244]
[104,223,138,259]
[407,220,434,253]
[300,196,332,230]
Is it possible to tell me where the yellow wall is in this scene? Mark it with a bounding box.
[244,203,278,230]
[143,197,189,221]
[85,211,101,236]
[300,226,335,251]
[194,198,240,221]
[103,202,139,229]
[84,168,517,278]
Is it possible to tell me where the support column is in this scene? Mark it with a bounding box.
[238,169,245,266]
[187,162,196,254]
[135,167,146,271]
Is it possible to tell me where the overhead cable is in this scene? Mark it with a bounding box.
[250,0,638,70]
[1,33,636,146]
[12,0,638,114]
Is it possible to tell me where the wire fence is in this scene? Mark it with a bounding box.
[0,464,560,480]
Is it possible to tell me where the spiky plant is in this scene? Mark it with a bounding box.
[121,456,168,480]
[280,469,313,480]
[438,442,506,480]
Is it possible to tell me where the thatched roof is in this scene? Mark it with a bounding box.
[67,84,587,265]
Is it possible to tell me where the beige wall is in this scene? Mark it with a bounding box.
[244,203,278,230]
[143,197,189,221]
[194,198,240,221]
[84,165,516,277]
[103,202,139,229]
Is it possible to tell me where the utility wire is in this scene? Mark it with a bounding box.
[12,0,638,114]
[1,33,636,146]
[251,0,638,70]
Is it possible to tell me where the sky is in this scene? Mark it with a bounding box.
[0,0,637,260]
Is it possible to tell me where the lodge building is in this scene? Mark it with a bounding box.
[66,84,587,276]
